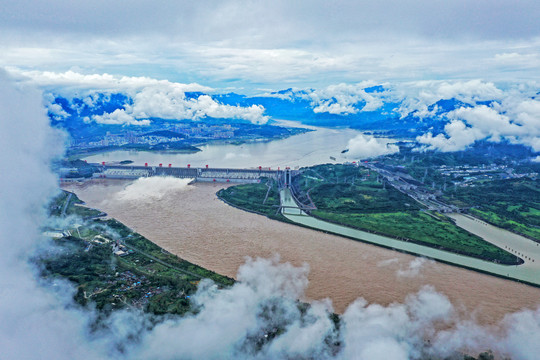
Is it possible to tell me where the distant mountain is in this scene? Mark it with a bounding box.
[49,93,131,141]
[46,87,511,142]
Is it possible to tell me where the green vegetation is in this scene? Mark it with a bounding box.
[48,191,71,217]
[309,182,418,213]
[217,178,285,221]
[105,218,232,285]
[48,190,105,218]
[445,179,540,240]
[378,149,540,241]
[42,191,234,316]
[220,164,520,264]
[299,165,519,264]
[311,211,516,261]
[45,188,503,359]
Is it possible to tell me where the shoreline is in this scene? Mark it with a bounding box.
[280,188,540,287]
[63,179,540,322]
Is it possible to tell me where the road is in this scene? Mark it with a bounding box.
[61,192,73,217]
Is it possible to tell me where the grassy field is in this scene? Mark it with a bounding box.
[308,182,420,213]
[217,178,284,220]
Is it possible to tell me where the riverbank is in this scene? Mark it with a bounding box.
[64,180,540,324]
[66,144,201,161]
[80,126,364,168]
[44,189,234,315]
[280,188,540,287]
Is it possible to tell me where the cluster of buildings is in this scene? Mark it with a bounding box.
[111,270,166,308]
[173,123,235,139]
[438,164,538,186]
[112,241,130,257]
[70,123,237,150]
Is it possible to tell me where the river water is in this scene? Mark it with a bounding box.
[64,179,540,325]
[83,125,363,169]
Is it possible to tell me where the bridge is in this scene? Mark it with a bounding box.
[90,162,297,185]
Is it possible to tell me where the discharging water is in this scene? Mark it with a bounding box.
[64,180,540,324]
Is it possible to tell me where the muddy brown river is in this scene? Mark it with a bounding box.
[64,179,540,324]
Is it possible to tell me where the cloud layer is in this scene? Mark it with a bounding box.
[2,1,540,90]
[11,69,540,153]
[2,71,540,359]
[307,82,385,115]
[0,70,111,359]
[345,134,400,159]
[263,79,540,153]
[13,70,269,125]
[411,82,540,152]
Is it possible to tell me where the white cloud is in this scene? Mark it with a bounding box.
[313,101,359,115]
[47,102,69,121]
[14,70,270,124]
[91,109,150,126]
[128,89,268,123]
[495,307,540,359]
[345,134,400,159]
[138,257,540,360]
[451,106,524,140]
[135,256,335,360]
[21,69,540,151]
[417,120,485,152]
[303,82,386,115]
[339,285,454,360]
[0,70,114,359]
[10,69,213,95]
[397,80,504,118]
[417,98,540,152]
[0,1,540,92]
[436,80,503,104]
[493,52,540,68]
[396,257,432,278]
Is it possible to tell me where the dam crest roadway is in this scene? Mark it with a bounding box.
[84,162,289,184]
